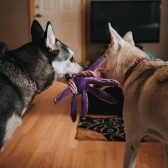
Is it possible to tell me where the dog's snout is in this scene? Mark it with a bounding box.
[81,65,88,70]
[65,74,71,81]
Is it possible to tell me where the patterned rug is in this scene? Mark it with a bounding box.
[76,116,159,142]
[76,116,126,141]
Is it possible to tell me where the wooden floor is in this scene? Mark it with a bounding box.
[0,82,165,168]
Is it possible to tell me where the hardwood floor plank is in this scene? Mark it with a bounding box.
[0,82,164,168]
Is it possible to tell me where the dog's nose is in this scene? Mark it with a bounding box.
[65,74,71,81]
[80,65,88,70]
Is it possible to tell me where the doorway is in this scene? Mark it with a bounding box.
[29,0,87,64]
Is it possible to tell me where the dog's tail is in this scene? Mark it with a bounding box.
[0,42,8,59]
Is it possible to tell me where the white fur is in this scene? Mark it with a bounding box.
[52,59,83,81]
[21,108,27,116]
[46,24,55,50]
[4,113,22,143]
[52,47,83,80]
[1,145,5,152]
[68,48,74,57]
[123,31,135,46]
[45,23,82,81]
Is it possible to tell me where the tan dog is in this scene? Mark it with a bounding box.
[101,23,168,168]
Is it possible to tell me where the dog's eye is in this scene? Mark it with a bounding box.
[49,49,59,60]
[46,46,53,52]
[70,56,75,63]
[52,50,59,56]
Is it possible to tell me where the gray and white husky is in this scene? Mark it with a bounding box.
[0,20,82,150]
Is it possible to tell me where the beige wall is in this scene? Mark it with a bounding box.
[0,0,30,49]
[0,0,167,60]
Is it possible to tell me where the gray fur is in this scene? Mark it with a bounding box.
[0,20,82,150]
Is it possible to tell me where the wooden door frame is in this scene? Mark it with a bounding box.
[80,0,88,65]
[28,0,35,39]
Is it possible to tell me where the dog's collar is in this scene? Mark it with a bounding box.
[30,82,37,91]
[124,57,147,83]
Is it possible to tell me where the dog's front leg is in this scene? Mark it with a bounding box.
[1,114,22,151]
[122,123,143,168]
[164,144,168,168]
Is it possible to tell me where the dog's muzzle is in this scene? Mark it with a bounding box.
[81,65,88,70]
[65,74,71,81]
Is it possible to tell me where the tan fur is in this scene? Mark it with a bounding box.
[101,23,168,168]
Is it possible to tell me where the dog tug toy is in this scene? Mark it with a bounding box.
[54,55,120,122]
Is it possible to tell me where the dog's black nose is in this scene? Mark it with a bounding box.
[81,65,88,70]
[65,74,71,81]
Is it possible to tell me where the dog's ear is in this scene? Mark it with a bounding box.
[123,31,135,46]
[44,21,56,50]
[31,20,44,44]
[108,23,123,48]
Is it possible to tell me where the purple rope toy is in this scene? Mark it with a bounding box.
[54,55,120,122]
